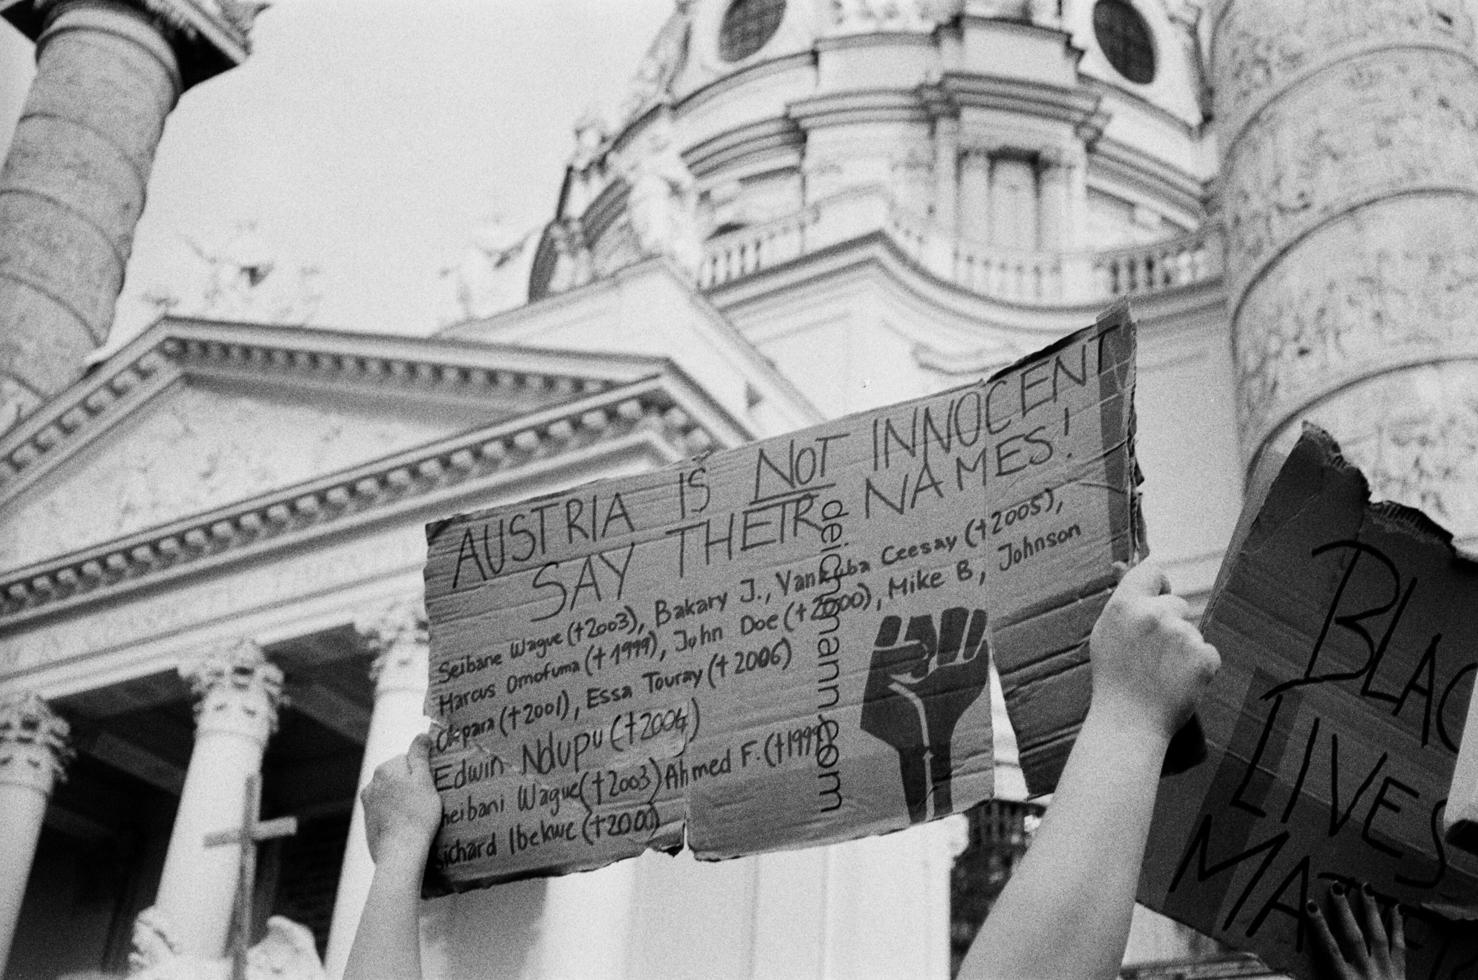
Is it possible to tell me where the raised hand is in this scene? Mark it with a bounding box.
[1307,882,1406,980]
[1087,561,1219,743]
[861,606,992,823]
[361,733,443,865]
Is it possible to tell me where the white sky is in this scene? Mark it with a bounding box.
[0,0,673,344]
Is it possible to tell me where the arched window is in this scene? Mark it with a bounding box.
[1093,0,1156,85]
[718,0,786,63]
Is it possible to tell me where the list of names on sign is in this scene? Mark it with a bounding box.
[421,308,1140,889]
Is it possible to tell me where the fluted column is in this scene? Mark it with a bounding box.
[323,601,430,980]
[151,640,283,958]
[957,145,992,242]
[1212,0,1478,542]
[0,693,70,975]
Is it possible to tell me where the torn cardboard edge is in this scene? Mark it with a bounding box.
[987,301,1155,795]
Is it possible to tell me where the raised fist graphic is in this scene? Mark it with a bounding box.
[861,607,991,824]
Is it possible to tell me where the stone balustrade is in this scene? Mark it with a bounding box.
[698,192,1222,304]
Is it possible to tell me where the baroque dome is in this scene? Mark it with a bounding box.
[529,0,1213,308]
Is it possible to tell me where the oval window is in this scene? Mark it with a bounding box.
[1093,0,1156,85]
[719,0,786,63]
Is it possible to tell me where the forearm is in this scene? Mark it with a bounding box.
[344,841,428,980]
[960,699,1169,980]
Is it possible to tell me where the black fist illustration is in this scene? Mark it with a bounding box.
[860,607,992,824]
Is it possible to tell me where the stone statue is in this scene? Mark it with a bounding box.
[549,219,595,292]
[439,215,534,320]
[141,222,323,326]
[128,906,326,980]
[622,117,704,277]
[621,0,693,120]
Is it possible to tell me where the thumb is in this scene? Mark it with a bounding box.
[407,732,431,775]
[1117,558,1169,599]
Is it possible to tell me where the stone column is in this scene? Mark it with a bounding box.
[151,640,283,959]
[0,0,254,433]
[323,601,430,980]
[0,693,70,975]
[0,0,180,429]
[1211,0,1478,543]
[957,145,992,242]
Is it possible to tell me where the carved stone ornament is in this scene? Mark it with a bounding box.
[0,691,72,792]
[129,906,326,980]
[179,639,285,739]
[356,599,429,694]
[1222,50,1478,303]
[831,0,944,33]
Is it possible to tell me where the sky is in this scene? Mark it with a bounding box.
[0,0,674,345]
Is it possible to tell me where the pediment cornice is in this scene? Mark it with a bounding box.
[0,375,738,625]
[0,316,681,504]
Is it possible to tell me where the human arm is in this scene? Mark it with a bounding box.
[344,733,443,980]
[958,560,1220,980]
[1307,882,1406,980]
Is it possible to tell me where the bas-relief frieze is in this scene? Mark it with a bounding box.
[1212,0,1474,139]
[0,382,453,571]
[0,524,425,680]
[1262,365,1478,541]
[1223,50,1478,300]
[1232,196,1478,449]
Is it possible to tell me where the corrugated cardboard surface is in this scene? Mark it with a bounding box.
[421,309,1140,891]
[986,303,1143,794]
[1140,426,1478,979]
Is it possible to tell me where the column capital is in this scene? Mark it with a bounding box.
[10,0,261,89]
[356,600,429,695]
[0,692,72,794]
[179,639,284,742]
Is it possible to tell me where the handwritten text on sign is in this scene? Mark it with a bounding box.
[421,310,1138,889]
[1140,426,1478,979]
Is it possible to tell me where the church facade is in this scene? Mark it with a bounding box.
[0,0,1475,977]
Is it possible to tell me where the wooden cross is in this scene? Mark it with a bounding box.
[204,772,298,980]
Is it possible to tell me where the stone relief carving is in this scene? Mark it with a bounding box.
[832,0,948,33]
[1213,0,1474,140]
[1223,50,1478,299]
[0,383,451,570]
[1232,196,1478,451]
[0,376,44,438]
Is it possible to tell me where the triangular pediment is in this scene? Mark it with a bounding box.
[0,317,682,573]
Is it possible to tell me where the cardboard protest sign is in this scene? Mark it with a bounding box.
[982,304,1145,794]
[1139,425,1478,979]
[420,308,1141,889]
